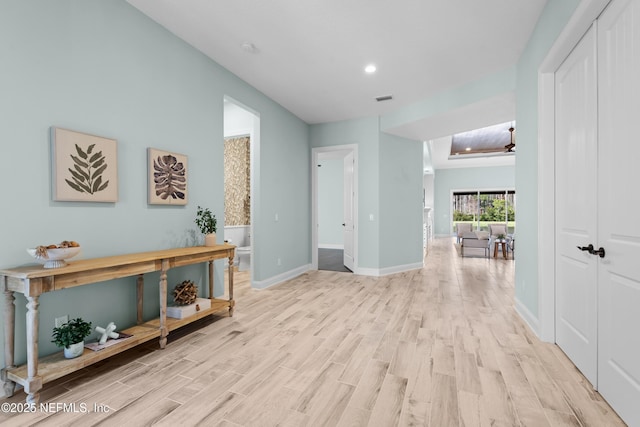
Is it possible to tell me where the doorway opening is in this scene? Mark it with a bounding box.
[223,97,260,285]
[312,145,358,273]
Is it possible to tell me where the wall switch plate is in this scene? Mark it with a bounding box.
[55,315,69,328]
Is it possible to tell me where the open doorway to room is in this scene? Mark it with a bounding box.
[223,97,259,285]
[312,145,358,273]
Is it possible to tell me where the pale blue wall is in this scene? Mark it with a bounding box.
[310,117,380,269]
[0,0,309,366]
[379,133,423,268]
[514,0,580,317]
[433,166,515,236]
[318,158,344,246]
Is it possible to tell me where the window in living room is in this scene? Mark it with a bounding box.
[452,189,515,234]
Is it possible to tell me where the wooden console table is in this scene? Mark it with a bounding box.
[0,245,235,403]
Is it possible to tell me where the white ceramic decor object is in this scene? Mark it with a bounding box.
[64,341,85,359]
[26,247,81,268]
[95,322,119,345]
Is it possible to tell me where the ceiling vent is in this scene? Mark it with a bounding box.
[375,95,393,102]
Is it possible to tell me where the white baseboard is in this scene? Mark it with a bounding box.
[514,297,541,339]
[252,264,312,290]
[251,260,422,288]
[355,261,423,277]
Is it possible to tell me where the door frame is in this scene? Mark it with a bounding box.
[311,144,359,271]
[223,96,260,286]
[537,0,611,342]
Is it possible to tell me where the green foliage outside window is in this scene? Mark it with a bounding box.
[479,199,515,222]
[452,191,516,233]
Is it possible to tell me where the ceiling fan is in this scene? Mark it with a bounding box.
[504,126,516,152]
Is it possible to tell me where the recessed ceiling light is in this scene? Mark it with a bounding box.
[365,64,377,74]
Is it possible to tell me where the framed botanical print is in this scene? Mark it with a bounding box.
[148,148,188,205]
[51,127,118,202]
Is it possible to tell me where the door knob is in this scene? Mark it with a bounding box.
[590,247,606,258]
[577,244,594,252]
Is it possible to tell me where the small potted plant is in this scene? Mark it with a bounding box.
[51,318,92,359]
[195,205,217,246]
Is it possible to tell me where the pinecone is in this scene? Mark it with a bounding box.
[172,280,198,305]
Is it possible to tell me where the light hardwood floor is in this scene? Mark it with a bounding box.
[0,238,626,426]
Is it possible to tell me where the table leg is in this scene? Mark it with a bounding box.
[1,288,16,397]
[136,274,144,325]
[502,242,508,259]
[228,252,235,317]
[208,260,214,299]
[493,242,498,258]
[159,259,169,349]
[25,295,42,404]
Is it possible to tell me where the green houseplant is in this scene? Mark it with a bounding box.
[195,205,218,246]
[51,318,92,359]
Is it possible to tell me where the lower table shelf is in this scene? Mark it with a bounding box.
[6,297,231,387]
[2,245,236,403]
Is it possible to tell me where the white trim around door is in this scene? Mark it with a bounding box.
[537,0,611,343]
[311,145,359,272]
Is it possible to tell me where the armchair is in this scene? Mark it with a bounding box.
[460,230,490,257]
[456,223,473,243]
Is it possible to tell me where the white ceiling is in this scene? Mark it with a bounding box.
[127,0,547,144]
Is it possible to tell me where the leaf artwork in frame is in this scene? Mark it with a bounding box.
[148,148,188,205]
[66,143,109,195]
[51,127,118,202]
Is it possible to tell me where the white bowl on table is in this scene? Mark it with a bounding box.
[26,247,81,269]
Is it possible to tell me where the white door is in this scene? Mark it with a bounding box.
[596,0,640,424]
[343,151,355,271]
[555,2,640,425]
[554,24,599,385]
